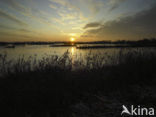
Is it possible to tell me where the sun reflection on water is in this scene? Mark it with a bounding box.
[71,47,75,55]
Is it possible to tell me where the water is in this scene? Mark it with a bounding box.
[0,45,121,61]
[0,44,155,62]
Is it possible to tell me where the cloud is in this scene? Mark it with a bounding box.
[49,0,72,8]
[82,5,156,40]
[83,22,101,29]
[0,25,38,40]
[0,10,27,26]
[0,0,55,28]
[49,4,57,9]
[18,29,34,33]
[49,0,66,6]
[0,31,35,40]
[109,0,126,11]
[0,24,15,30]
[86,0,104,14]
[49,0,88,31]
[0,0,28,13]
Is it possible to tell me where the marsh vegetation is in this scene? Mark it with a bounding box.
[0,48,156,117]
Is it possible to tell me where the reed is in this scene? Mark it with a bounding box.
[0,48,156,117]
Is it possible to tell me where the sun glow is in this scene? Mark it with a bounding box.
[70,37,75,42]
[69,33,77,37]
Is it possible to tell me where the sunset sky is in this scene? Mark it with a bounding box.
[0,0,156,42]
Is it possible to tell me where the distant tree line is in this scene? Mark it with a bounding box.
[0,38,156,46]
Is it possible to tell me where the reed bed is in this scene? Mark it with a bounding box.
[0,48,156,117]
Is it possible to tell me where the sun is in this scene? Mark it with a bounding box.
[70,37,75,42]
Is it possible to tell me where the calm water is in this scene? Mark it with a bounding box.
[0,45,121,61]
[0,44,155,61]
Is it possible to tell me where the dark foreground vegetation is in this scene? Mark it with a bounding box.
[0,48,156,117]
